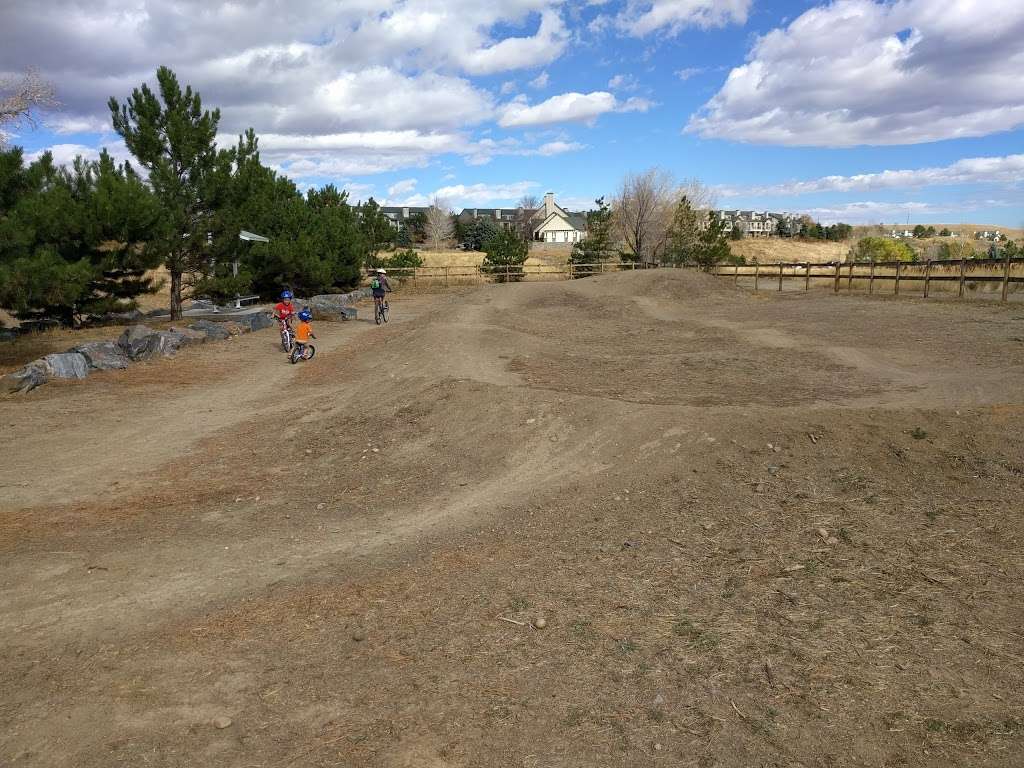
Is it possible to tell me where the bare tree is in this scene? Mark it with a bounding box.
[0,69,58,147]
[611,168,677,264]
[515,194,541,241]
[424,196,454,250]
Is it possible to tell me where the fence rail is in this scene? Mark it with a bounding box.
[375,261,653,285]
[714,256,1024,301]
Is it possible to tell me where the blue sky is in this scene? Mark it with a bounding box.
[3,0,1022,225]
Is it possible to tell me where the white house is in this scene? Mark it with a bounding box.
[532,192,587,243]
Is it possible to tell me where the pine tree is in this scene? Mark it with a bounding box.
[691,212,732,271]
[109,66,222,319]
[663,196,702,265]
[568,197,615,277]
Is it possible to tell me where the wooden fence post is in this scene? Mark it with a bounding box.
[833,262,841,293]
[958,258,966,298]
[923,259,932,298]
[444,266,449,288]
[894,261,901,295]
[778,262,784,292]
[869,259,875,294]
[1002,253,1011,302]
[847,261,855,290]
[754,260,760,292]
[804,262,811,292]
[734,263,740,284]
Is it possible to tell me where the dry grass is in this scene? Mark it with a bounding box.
[731,238,850,264]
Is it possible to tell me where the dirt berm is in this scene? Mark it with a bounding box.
[1,269,1022,767]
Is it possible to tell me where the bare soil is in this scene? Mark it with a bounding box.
[2,271,1023,767]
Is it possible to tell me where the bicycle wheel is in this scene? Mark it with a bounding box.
[304,344,316,360]
[289,347,301,364]
[381,302,389,323]
[375,301,383,325]
[281,330,293,352]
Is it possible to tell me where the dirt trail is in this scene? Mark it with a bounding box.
[2,271,1024,768]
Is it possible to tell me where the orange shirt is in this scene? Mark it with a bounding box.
[295,321,313,342]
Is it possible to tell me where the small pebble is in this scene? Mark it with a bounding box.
[654,743,663,751]
[212,716,232,730]
[316,503,326,510]
[534,617,547,629]
[826,536,839,546]
[352,630,366,642]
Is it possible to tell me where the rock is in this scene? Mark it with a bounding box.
[188,320,232,340]
[42,352,89,379]
[767,465,780,475]
[135,331,183,360]
[167,326,208,347]
[307,289,371,319]
[72,341,130,370]
[826,536,839,546]
[352,630,366,642]
[212,716,233,730]
[653,694,666,706]
[2,361,48,394]
[117,325,160,359]
[339,306,358,321]
[243,312,274,331]
[817,527,829,539]
[220,321,247,336]
[0,328,19,343]
[534,617,547,629]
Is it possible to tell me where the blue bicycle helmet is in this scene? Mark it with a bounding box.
[297,308,312,322]
[280,290,293,300]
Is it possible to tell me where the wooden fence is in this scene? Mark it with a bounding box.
[714,257,1024,301]
[378,261,652,285]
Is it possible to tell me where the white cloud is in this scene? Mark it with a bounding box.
[26,140,134,168]
[389,180,540,207]
[719,154,1024,197]
[458,10,569,75]
[500,80,518,95]
[387,178,418,196]
[617,0,751,36]
[802,200,951,224]
[675,67,704,81]
[687,0,1024,146]
[608,73,639,91]
[498,91,652,127]
[529,71,550,89]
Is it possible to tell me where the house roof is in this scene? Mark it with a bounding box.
[380,206,430,220]
[457,207,522,220]
[533,210,587,234]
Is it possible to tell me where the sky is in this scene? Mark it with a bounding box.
[2,0,1023,226]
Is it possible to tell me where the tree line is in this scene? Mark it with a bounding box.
[0,67,418,324]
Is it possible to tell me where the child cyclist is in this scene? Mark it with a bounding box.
[293,308,316,353]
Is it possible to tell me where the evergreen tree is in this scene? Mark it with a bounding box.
[357,197,394,267]
[568,197,615,277]
[482,228,528,282]
[691,212,732,271]
[462,217,499,252]
[109,66,222,319]
[662,195,702,265]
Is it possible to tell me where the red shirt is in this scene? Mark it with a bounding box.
[274,301,295,320]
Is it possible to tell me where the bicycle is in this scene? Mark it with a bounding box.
[278,318,294,352]
[374,296,389,325]
[289,341,316,364]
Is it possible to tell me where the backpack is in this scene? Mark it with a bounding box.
[371,277,381,289]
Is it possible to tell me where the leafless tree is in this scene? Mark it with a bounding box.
[424,196,454,250]
[611,168,679,264]
[0,69,58,147]
[514,194,541,241]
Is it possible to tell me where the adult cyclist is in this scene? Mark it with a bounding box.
[370,269,392,316]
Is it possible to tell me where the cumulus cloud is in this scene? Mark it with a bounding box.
[687,0,1024,146]
[388,180,540,207]
[457,10,569,75]
[617,0,751,36]
[498,91,653,127]
[529,71,550,89]
[608,73,639,91]
[802,200,951,224]
[387,178,418,197]
[718,154,1024,197]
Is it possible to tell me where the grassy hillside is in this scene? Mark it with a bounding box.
[730,238,849,264]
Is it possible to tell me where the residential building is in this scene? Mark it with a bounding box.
[718,210,799,238]
[531,192,587,243]
[380,206,431,231]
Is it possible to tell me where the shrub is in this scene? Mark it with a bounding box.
[853,237,916,263]
[482,229,528,282]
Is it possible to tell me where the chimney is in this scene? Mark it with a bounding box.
[402,207,409,218]
[494,208,502,220]
[544,192,554,217]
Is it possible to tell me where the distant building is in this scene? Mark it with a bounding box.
[717,210,800,238]
[456,192,588,243]
[974,230,1002,241]
[889,229,914,239]
[380,206,431,231]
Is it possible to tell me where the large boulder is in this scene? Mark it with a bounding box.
[136,331,184,360]
[307,289,370,318]
[117,325,160,359]
[42,352,90,379]
[243,311,274,331]
[167,326,209,347]
[2,361,48,394]
[71,341,129,370]
[189,320,232,341]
